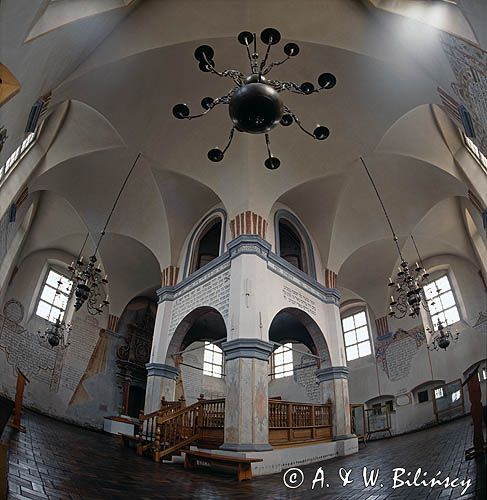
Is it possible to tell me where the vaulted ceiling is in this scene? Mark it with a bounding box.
[1,0,486,315]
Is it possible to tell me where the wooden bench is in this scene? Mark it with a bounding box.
[184,450,263,481]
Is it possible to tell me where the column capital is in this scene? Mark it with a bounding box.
[316,366,349,382]
[221,338,274,361]
[145,362,180,380]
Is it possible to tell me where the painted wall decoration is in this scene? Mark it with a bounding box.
[168,266,231,336]
[375,326,426,382]
[0,312,58,381]
[440,33,487,154]
[3,298,24,323]
[472,311,487,335]
[293,355,321,402]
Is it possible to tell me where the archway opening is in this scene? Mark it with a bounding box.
[167,306,227,404]
[268,308,330,403]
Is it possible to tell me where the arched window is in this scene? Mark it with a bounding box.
[274,210,316,278]
[278,220,306,272]
[191,218,222,273]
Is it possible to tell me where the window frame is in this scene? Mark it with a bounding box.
[35,267,73,323]
[341,309,373,362]
[272,342,294,379]
[461,130,487,174]
[202,341,224,379]
[423,273,461,330]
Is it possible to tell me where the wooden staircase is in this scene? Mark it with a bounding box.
[135,395,225,462]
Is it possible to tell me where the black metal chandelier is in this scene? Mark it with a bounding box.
[360,157,430,319]
[427,319,459,351]
[39,315,71,348]
[172,28,336,169]
[69,153,142,315]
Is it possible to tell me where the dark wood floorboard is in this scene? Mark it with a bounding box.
[6,411,486,499]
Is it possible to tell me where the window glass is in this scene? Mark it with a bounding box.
[273,343,293,379]
[36,269,73,322]
[341,310,372,361]
[202,342,224,378]
[424,274,460,329]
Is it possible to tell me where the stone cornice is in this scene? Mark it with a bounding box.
[221,338,274,361]
[316,366,349,382]
[145,362,180,380]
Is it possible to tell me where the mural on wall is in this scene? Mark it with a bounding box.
[0,312,59,382]
[375,326,426,382]
[472,311,487,335]
[294,354,321,403]
[0,300,102,398]
[440,33,487,154]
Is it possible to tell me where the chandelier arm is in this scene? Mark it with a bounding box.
[283,106,316,139]
[359,156,405,262]
[265,133,273,158]
[222,127,236,154]
[202,53,244,85]
[259,43,272,78]
[183,90,237,121]
[261,56,290,76]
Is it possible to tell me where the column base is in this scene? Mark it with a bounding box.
[335,436,358,456]
[219,443,273,452]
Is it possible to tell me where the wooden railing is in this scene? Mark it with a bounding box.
[135,397,333,461]
[268,400,333,446]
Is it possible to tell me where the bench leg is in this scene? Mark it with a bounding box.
[237,463,253,481]
[184,454,195,469]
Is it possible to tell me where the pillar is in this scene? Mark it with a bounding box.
[220,339,274,451]
[316,366,353,440]
[144,363,179,414]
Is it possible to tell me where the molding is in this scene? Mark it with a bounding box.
[221,338,274,361]
[158,236,340,307]
[316,366,349,382]
[145,362,180,380]
[219,443,273,452]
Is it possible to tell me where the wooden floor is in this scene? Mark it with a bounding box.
[6,411,486,499]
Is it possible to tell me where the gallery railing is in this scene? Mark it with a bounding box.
[134,397,333,460]
[268,399,333,445]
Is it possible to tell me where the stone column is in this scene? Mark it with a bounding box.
[144,363,179,414]
[220,339,274,451]
[316,366,353,440]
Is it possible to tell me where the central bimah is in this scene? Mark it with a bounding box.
[143,233,357,475]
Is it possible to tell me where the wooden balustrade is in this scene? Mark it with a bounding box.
[268,399,333,446]
[135,397,333,460]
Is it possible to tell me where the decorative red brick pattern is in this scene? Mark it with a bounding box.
[107,314,119,332]
[162,266,179,287]
[324,269,337,288]
[375,316,390,337]
[230,211,267,239]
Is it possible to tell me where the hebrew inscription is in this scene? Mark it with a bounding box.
[283,285,317,316]
[168,268,231,336]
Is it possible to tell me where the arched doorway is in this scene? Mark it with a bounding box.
[268,308,330,403]
[166,306,227,403]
